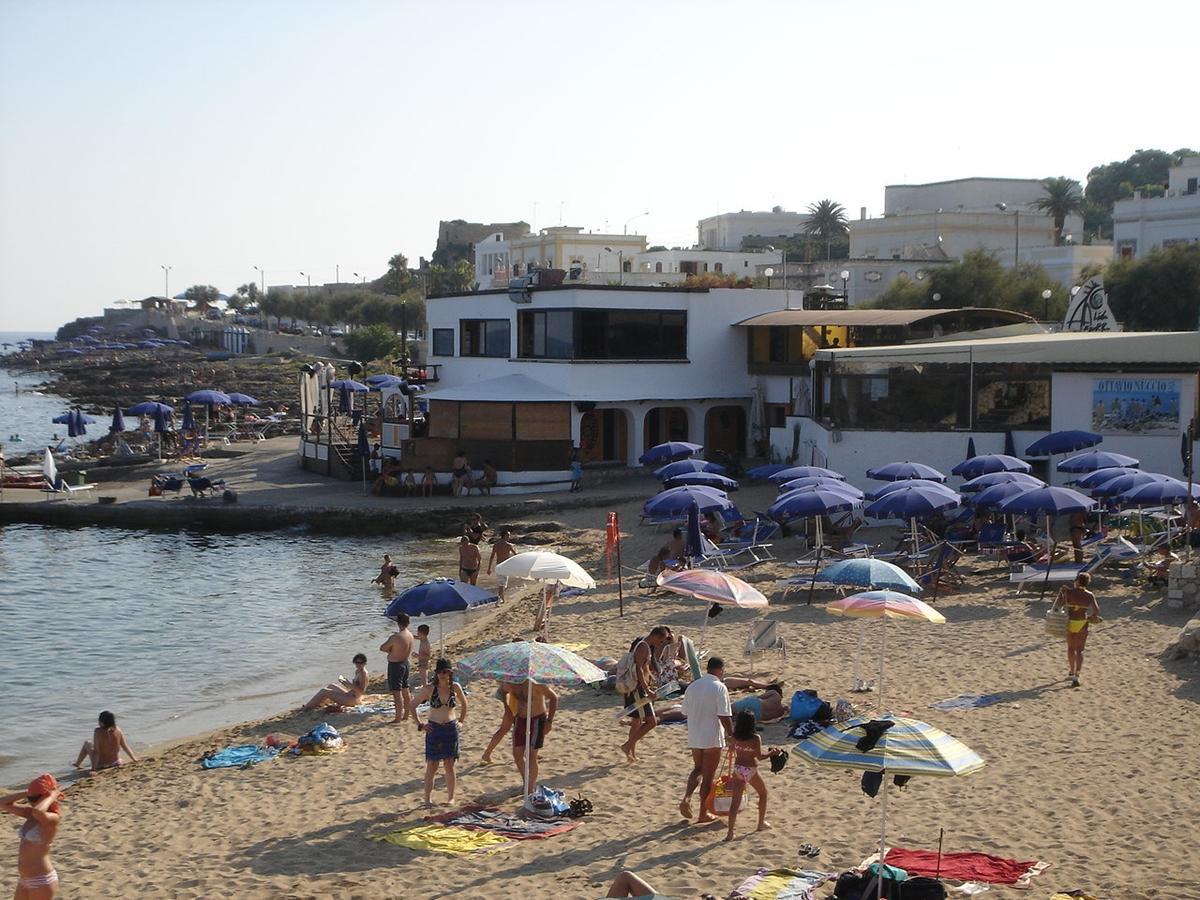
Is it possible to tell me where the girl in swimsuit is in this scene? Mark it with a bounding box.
[412,658,468,807]
[2,773,63,898]
[302,654,369,711]
[723,710,779,842]
[1053,572,1101,687]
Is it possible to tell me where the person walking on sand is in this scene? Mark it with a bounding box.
[2,773,64,898]
[723,709,779,841]
[413,659,468,807]
[458,535,481,585]
[679,656,732,823]
[620,626,670,763]
[509,679,558,793]
[380,614,416,723]
[487,528,516,603]
[371,554,397,593]
[1053,571,1102,687]
[72,711,137,772]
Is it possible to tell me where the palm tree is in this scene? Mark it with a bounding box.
[1029,177,1084,243]
[803,199,849,260]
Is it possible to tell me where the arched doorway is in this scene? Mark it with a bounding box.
[704,405,747,458]
[643,407,689,452]
[579,408,629,463]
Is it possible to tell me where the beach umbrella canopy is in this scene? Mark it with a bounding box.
[970,481,1041,509]
[226,392,259,406]
[385,578,499,618]
[365,373,404,388]
[745,462,791,481]
[71,410,89,437]
[780,476,862,496]
[795,715,983,777]
[186,389,232,406]
[52,413,75,425]
[959,471,1044,493]
[1073,466,1139,490]
[866,461,947,483]
[328,379,370,392]
[1057,449,1139,473]
[965,437,976,460]
[827,591,945,624]
[1119,479,1199,506]
[1089,471,1175,498]
[816,560,920,593]
[654,458,727,480]
[127,401,174,416]
[768,486,858,523]
[1025,429,1101,457]
[998,485,1094,516]
[108,406,126,434]
[864,483,960,520]
[180,403,196,431]
[643,485,735,520]
[951,453,1031,478]
[665,471,739,491]
[494,550,596,590]
[866,479,957,502]
[639,441,703,466]
[338,384,351,413]
[768,465,846,484]
[655,568,768,608]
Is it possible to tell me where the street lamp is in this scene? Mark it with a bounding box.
[623,211,650,235]
[400,298,408,368]
[603,247,623,285]
[160,264,172,299]
[995,202,1020,266]
[764,244,787,289]
[299,271,311,291]
[353,272,365,284]
[253,265,265,297]
[1041,288,1053,321]
[839,268,850,305]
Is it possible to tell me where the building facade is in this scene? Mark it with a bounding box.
[1112,157,1200,259]
[473,227,647,288]
[697,208,811,251]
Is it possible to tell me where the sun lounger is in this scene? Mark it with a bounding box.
[41,478,96,500]
[1009,544,1118,592]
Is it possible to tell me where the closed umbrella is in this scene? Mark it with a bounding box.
[356,420,370,494]
[951,454,1031,479]
[866,461,947,483]
[965,437,976,460]
[639,441,703,466]
[72,410,88,438]
[642,485,736,521]
[685,501,704,562]
[338,384,351,414]
[959,471,1044,493]
[665,471,740,491]
[654,458,727,480]
[768,465,846,484]
[999,486,1095,599]
[795,714,985,900]
[457,641,605,797]
[108,406,126,434]
[1025,429,1101,457]
[1057,449,1139,473]
[1004,431,1017,457]
[152,404,170,461]
[181,403,196,432]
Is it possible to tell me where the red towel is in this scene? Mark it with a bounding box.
[884,848,1041,885]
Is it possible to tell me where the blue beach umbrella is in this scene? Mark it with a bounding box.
[866,480,957,502]
[109,406,126,434]
[745,462,791,481]
[1025,430,1101,457]
[72,410,89,437]
[1071,467,1139,490]
[965,437,977,460]
[127,401,174,417]
[665,472,740,491]
[152,405,170,434]
[1119,479,1199,507]
[185,389,232,406]
[385,578,499,619]
[970,481,1039,509]
[1089,471,1175,498]
[654,459,727,480]
[999,485,1096,597]
[770,486,860,602]
[769,465,846,485]
[1057,449,1139,473]
[685,501,704,561]
[181,403,196,432]
[781,476,863,498]
[951,454,1032,479]
[866,461,947,483]
[328,379,371,393]
[365,374,404,389]
[866,482,960,562]
[226,392,259,406]
[959,471,1044,493]
[643,485,735,521]
[639,441,703,466]
[52,413,75,425]
[817,558,921,593]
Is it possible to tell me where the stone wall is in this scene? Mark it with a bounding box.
[1167,561,1200,611]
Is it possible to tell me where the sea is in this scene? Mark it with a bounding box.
[0,331,64,454]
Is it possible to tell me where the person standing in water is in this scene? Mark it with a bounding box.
[1053,572,1101,687]
[72,711,137,772]
[487,528,517,603]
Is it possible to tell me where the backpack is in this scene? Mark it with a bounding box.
[615,638,644,695]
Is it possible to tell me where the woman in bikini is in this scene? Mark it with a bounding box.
[723,709,779,841]
[302,653,369,710]
[413,658,468,806]
[2,773,63,898]
[1053,572,1101,687]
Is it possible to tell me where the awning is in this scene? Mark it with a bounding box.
[425,372,752,404]
[425,374,573,402]
[733,307,1032,328]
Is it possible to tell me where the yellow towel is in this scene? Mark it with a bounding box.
[371,824,508,854]
[553,642,590,653]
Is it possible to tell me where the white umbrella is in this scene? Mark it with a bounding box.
[42,448,57,491]
[495,551,596,636]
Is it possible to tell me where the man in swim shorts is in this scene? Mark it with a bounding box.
[508,680,558,793]
[458,535,481,585]
[487,528,516,603]
[379,613,415,722]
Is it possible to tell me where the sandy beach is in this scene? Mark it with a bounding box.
[3,481,1198,899]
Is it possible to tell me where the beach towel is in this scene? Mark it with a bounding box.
[929,693,1006,712]
[883,848,1049,887]
[200,745,280,769]
[370,824,508,854]
[343,695,396,715]
[427,806,580,840]
[727,867,833,900]
[788,721,822,741]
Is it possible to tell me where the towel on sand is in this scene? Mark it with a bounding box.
[200,745,280,769]
[426,806,580,840]
[344,695,396,715]
[727,868,832,900]
[370,824,508,854]
[883,848,1049,887]
[929,693,1006,711]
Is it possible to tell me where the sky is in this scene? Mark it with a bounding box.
[1,0,1196,330]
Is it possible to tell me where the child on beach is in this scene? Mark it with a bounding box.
[421,466,436,498]
[486,528,516,603]
[403,470,417,496]
[73,711,138,772]
[415,624,432,686]
[379,614,415,723]
[723,709,779,841]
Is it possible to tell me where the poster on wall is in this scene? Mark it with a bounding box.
[1091,377,1181,434]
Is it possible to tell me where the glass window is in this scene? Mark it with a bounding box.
[517,308,687,360]
[432,328,454,357]
[460,319,511,358]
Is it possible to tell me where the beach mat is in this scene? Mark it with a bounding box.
[426,805,580,840]
[929,693,1006,712]
[370,824,508,854]
[199,745,280,769]
[727,867,833,900]
[883,848,1049,887]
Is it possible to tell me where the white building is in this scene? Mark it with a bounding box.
[633,248,773,280]
[697,208,811,251]
[474,227,647,289]
[1113,156,1200,259]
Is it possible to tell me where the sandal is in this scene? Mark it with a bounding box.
[798,843,821,858]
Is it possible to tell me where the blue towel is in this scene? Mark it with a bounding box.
[200,744,280,769]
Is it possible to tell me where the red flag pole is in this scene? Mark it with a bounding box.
[610,511,625,617]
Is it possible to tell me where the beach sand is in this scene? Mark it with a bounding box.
[4,483,1198,899]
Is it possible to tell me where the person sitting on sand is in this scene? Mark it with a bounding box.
[302,654,368,711]
[731,684,787,723]
[421,466,437,497]
[724,709,781,842]
[380,614,415,723]
[412,658,468,807]
[73,711,137,772]
[487,528,516,603]
[476,459,498,496]
[507,679,558,793]
[2,773,64,898]
[371,554,397,593]
[458,535,481,585]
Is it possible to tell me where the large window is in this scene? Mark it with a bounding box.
[460,319,510,358]
[517,308,687,360]
[432,328,454,357]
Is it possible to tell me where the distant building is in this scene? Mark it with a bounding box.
[633,248,770,279]
[753,252,955,306]
[697,207,811,251]
[435,219,531,266]
[474,227,647,288]
[1113,156,1200,259]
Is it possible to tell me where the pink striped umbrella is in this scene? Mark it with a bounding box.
[655,568,768,610]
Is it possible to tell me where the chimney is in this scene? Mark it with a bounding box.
[860,207,867,221]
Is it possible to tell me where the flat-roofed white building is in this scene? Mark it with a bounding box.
[1113,157,1200,259]
[698,208,811,251]
[474,227,648,289]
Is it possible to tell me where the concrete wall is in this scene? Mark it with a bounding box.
[1113,191,1200,259]
[697,210,810,250]
[885,178,1050,214]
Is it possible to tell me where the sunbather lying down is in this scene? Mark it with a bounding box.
[603,868,718,899]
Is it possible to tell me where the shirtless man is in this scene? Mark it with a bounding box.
[379,613,416,722]
[415,624,432,686]
[505,680,559,793]
[620,626,670,763]
[458,536,481,585]
[464,513,488,543]
[73,711,137,772]
[487,528,517,602]
[371,554,397,593]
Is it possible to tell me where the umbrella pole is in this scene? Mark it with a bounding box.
[616,529,625,617]
[523,678,533,799]
[878,608,887,711]
[807,517,824,605]
[910,516,919,571]
[877,772,889,900]
[1040,513,1053,601]
[852,618,866,692]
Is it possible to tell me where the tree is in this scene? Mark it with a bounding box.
[426,260,475,295]
[1028,176,1085,243]
[183,284,220,311]
[874,249,1062,318]
[1084,147,1196,238]
[1105,243,1200,331]
[258,289,289,330]
[344,324,403,363]
[374,253,415,296]
[679,273,754,288]
[803,199,849,260]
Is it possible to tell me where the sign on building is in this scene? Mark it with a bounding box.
[1091,377,1181,434]
[1064,277,1121,332]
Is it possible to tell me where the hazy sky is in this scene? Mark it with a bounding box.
[1,0,1195,330]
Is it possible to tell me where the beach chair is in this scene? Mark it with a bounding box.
[977,522,1017,558]
[187,475,227,498]
[694,534,766,571]
[41,478,96,501]
[743,619,785,675]
[1009,544,1117,593]
[916,542,966,593]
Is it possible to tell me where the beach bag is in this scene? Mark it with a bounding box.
[614,639,643,694]
[704,750,744,817]
[789,689,824,722]
[1044,607,1069,637]
[834,872,946,899]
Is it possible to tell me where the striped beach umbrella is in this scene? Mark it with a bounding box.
[655,568,768,608]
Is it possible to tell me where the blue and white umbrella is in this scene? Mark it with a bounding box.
[951,453,1031,479]
[745,462,791,481]
[969,481,1039,509]
[643,485,735,521]
[866,461,947,483]
[769,486,861,603]
[665,471,740,491]
[1057,449,1139,473]
[385,578,499,618]
[865,483,960,565]
[780,476,862,496]
[866,480,957,502]
[1025,429,1101,458]
[959,471,1044,493]
[1090,470,1175,498]
[639,441,703,466]
[816,558,921,593]
[1073,466,1139,490]
[1119,479,1199,506]
[654,458,727,480]
[769,465,846,485]
[999,486,1095,598]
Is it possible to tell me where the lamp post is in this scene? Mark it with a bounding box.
[623,211,649,235]
[1041,288,1052,321]
[353,272,365,284]
[253,265,265,297]
[160,264,172,299]
[765,245,787,289]
[996,202,1020,266]
[400,299,408,369]
[299,271,311,291]
[840,268,850,305]
[763,267,774,289]
[603,247,623,285]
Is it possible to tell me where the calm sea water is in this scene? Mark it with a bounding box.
[0,332,66,455]
[0,524,459,786]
